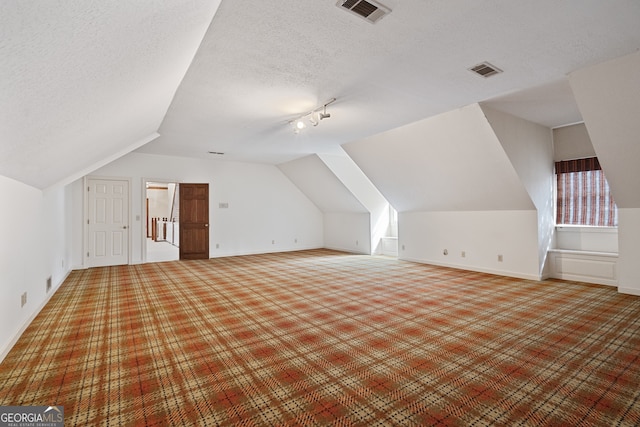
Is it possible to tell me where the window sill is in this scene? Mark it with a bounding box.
[556,225,618,233]
[548,248,618,257]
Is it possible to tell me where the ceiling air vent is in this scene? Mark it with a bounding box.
[469,62,503,78]
[338,0,391,24]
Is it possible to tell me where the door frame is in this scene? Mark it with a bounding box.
[141,177,181,264]
[83,176,132,268]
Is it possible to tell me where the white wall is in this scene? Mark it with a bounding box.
[343,104,534,213]
[324,212,371,254]
[569,51,640,208]
[0,176,70,362]
[617,208,640,296]
[317,152,390,254]
[552,123,596,161]
[80,152,323,264]
[278,155,367,213]
[569,51,640,294]
[43,185,72,287]
[400,210,541,280]
[147,187,171,222]
[70,179,85,269]
[555,226,618,253]
[279,154,372,253]
[481,106,554,277]
[343,103,543,279]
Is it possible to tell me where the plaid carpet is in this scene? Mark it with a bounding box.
[1,249,640,426]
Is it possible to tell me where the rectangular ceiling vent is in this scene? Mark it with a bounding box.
[338,0,391,24]
[469,62,503,78]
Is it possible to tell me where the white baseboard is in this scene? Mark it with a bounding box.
[399,256,541,281]
[322,245,370,255]
[618,287,640,296]
[209,245,324,259]
[0,270,71,364]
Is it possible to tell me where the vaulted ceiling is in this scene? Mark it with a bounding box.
[2,0,640,189]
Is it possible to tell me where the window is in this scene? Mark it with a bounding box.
[388,205,398,237]
[555,157,618,226]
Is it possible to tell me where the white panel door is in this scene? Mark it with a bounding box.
[87,178,129,267]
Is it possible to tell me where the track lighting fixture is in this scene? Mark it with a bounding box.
[293,119,306,134]
[289,98,336,134]
[319,105,330,120]
[309,112,319,127]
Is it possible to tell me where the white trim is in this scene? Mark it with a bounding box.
[548,248,618,257]
[399,256,542,281]
[618,287,640,296]
[211,245,324,258]
[555,225,618,233]
[83,176,88,269]
[322,245,370,255]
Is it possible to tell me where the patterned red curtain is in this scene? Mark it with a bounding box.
[555,157,617,226]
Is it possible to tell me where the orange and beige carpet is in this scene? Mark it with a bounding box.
[1,249,640,426]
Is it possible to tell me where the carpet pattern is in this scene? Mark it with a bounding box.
[1,249,640,426]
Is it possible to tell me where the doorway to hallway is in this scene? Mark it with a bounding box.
[145,180,179,263]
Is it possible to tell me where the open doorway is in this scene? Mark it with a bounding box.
[145,180,179,262]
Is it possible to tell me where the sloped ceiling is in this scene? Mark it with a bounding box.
[317,152,388,215]
[569,51,640,208]
[0,1,221,189]
[342,104,534,213]
[3,1,640,189]
[278,155,367,213]
[480,105,554,212]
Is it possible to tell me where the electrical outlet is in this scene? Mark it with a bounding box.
[21,292,27,307]
[294,238,298,243]
[461,251,466,258]
[46,276,52,293]
[356,240,359,246]
[216,243,219,249]
[272,240,275,245]
[443,249,448,255]
[498,254,503,262]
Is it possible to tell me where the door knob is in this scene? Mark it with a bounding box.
[123,226,128,229]
[205,224,209,227]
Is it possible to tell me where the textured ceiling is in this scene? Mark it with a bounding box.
[3,0,640,189]
[0,0,221,189]
[138,0,640,165]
